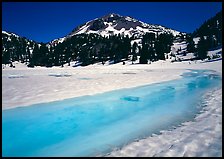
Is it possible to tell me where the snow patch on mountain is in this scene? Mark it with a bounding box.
[50,13,182,45]
[2,30,19,38]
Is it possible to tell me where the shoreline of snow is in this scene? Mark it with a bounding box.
[107,87,222,157]
[2,60,222,110]
[2,63,184,110]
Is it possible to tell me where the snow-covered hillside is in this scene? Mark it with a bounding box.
[166,37,222,62]
[2,31,37,59]
[2,30,20,39]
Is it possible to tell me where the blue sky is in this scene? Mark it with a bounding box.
[2,2,222,43]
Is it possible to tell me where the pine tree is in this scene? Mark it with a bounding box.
[26,47,31,63]
[148,46,155,61]
[154,40,165,60]
[186,34,195,53]
[139,44,148,64]
[131,42,138,64]
[39,44,49,66]
[79,46,90,66]
[195,36,208,60]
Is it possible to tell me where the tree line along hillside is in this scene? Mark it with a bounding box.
[186,10,222,60]
[2,10,222,67]
[2,32,175,67]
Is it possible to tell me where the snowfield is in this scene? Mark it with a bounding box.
[2,58,222,157]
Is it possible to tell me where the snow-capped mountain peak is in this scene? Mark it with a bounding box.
[3,13,182,47]
[50,13,182,45]
[71,13,182,37]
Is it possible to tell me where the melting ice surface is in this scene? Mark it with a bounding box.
[2,70,221,157]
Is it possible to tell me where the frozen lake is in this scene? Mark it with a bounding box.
[2,69,221,157]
